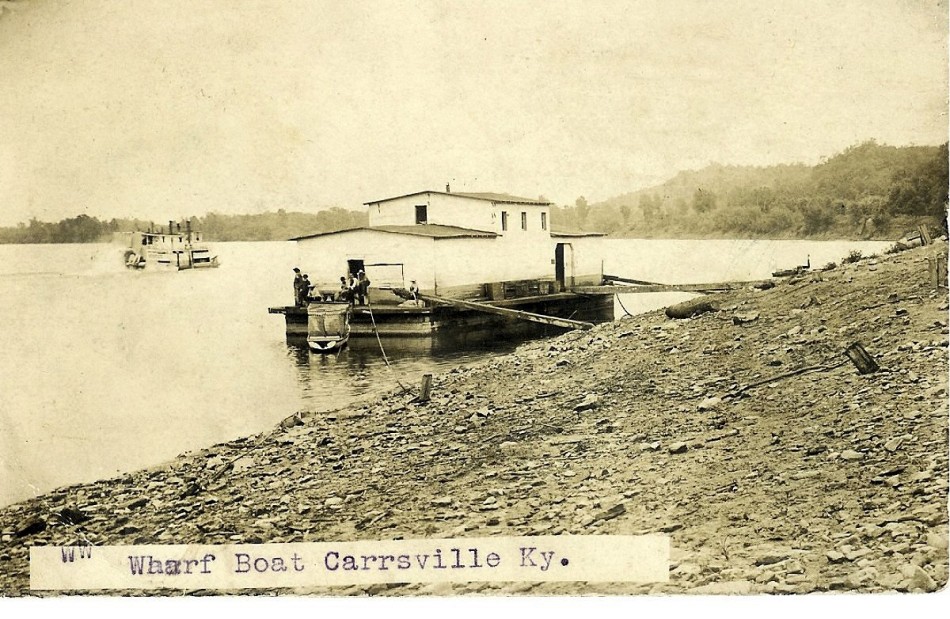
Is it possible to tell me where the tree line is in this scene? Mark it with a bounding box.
[551,141,948,239]
[4,141,945,243]
[0,208,368,244]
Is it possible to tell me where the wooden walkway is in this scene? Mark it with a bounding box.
[413,293,594,330]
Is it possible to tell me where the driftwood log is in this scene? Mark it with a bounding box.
[665,298,720,319]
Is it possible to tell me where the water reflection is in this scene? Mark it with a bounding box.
[282,323,579,412]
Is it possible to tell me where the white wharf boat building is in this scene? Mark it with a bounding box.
[271,188,611,336]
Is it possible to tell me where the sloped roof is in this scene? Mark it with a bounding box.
[363,190,551,206]
[550,229,607,238]
[452,192,551,205]
[290,224,498,242]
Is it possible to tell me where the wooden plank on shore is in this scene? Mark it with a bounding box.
[844,342,880,375]
[572,280,762,294]
[603,274,664,286]
[414,293,594,330]
[573,284,672,294]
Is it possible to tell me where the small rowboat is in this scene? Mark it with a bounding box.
[306,302,351,353]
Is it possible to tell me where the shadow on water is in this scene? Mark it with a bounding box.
[281,320,583,411]
[285,321,575,365]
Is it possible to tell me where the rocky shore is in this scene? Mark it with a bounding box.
[1,242,947,596]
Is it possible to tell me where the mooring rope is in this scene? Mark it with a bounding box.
[616,293,635,317]
[365,296,415,396]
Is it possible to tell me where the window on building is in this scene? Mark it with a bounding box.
[521,212,527,230]
[541,212,547,231]
[415,205,427,224]
[501,211,508,231]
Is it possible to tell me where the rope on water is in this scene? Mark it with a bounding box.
[365,297,415,396]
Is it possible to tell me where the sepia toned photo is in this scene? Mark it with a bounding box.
[0,0,947,603]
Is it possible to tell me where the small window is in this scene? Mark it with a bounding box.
[501,211,508,231]
[541,212,547,231]
[415,205,428,224]
[521,212,527,230]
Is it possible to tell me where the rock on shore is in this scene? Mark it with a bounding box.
[1,242,947,596]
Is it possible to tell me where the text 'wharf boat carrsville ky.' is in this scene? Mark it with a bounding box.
[269,187,614,340]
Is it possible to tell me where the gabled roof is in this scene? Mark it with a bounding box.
[290,224,498,242]
[363,190,551,206]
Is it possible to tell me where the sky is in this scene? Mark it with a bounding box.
[0,0,947,226]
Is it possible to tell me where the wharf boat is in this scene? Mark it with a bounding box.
[270,188,612,338]
[124,220,219,271]
[271,284,615,337]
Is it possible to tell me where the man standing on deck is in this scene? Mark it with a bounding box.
[302,274,312,304]
[356,270,370,305]
[293,268,305,307]
[347,273,359,305]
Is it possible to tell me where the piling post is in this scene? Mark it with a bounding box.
[844,342,879,375]
[929,255,948,291]
[419,374,433,403]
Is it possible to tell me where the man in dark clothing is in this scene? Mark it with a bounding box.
[302,274,312,304]
[356,270,370,305]
[293,268,305,307]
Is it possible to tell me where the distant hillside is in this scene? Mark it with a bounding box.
[551,141,948,239]
[0,208,368,244]
[193,209,367,242]
[5,141,946,243]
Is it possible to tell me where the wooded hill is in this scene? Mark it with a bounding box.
[0,208,368,244]
[3,141,946,243]
[551,141,948,239]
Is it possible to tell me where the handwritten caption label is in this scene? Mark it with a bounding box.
[31,535,668,590]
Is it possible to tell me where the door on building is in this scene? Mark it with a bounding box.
[346,259,365,277]
[554,243,571,290]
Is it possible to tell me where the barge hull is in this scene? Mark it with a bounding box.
[269,294,614,337]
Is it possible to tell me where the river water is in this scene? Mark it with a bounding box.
[0,238,890,506]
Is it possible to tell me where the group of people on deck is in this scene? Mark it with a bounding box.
[338,271,371,305]
[292,268,310,307]
[293,267,370,307]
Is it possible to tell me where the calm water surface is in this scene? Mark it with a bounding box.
[0,238,890,506]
